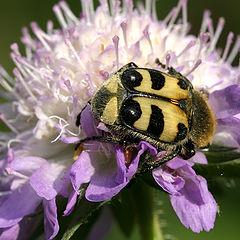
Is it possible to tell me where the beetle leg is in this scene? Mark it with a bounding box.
[155,58,178,75]
[143,152,178,172]
[75,135,121,146]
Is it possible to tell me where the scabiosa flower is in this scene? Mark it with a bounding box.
[0,0,240,239]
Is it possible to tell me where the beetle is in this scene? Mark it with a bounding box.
[75,61,215,171]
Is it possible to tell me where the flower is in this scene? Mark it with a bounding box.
[153,152,217,232]
[0,0,240,239]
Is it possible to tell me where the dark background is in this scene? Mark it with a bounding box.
[0,1,240,239]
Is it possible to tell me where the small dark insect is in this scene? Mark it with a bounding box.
[75,61,215,171]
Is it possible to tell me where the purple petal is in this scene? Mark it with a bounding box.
[166,157,193,169]
[209,84,240,119]
[8,156,47,176]
[59,136,81,143]
[80,105,100,137]
[68,151,95,192]
[85,155,127,201]
[86,142,159,201]
[153,167,185,195]
[216,117,240,147]
[63,190,78,216]
[190,151,208,164]
[0,224,20,240]
[0,184,41,228]
[30,162,68,200]
[137,141,158,156]
[170,176,217,232]
[43,198,59,240]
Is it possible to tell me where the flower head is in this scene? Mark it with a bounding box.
[0,0,240,239]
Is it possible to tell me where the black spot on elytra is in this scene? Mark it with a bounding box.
[177,78,188,90]
[174,123,188,142]
[120,99,142,127]
[147,105,164,138]
[121,69,142,91]
[149,70,165,90]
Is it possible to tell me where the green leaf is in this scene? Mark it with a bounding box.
[110,189,136,237]
[60,199,110,240]
[129,179,155,240]
[194,159,240,178]
[203,145,240,163]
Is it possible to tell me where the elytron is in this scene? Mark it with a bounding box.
[76,61,215,169]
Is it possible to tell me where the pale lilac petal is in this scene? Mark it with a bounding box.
[30,162,68,200]
[166,157,194,169]
[81,105,100,137]
[63,190,78,216]
[43,198,59,240]
[0,184,41,228]
[69,151,95,192]
[216,117,240,147]
[209,84,240,119]
[85,149,126,201]
[59,136,81,143]
[190,151,208,164]
[85,153,127,201]
[153,168,185,195]
[85,143,148,201]
[0,224,20,240]
[9,156,47,176]
[137,141,158,156]
[170,176,217,232]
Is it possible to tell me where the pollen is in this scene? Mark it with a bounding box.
[73,144,84,161]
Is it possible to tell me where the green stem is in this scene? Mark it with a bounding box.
[130,180,165,240]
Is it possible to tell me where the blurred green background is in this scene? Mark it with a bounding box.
[0,0,240,240]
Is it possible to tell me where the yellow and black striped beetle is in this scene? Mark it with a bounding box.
[76,61,215,170]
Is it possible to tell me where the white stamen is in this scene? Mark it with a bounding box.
[184,59,202,76]
[208,17,225,54]
[151,0,157,21]
[177,40,196,58]
[47,21,54,34]
[6,169,29,179]
[80,0,92,24]
[53,3,67,29]
[227,35,240,64]
[112,35,120,69]
[7,139,23,149]
[220,32,234,63]
[51,122,70,143]
[165,54,171,69]
[0,65,14,84]
[181,0,188,35]
[0,75,13,93]
[0,191,12,196]
[11,54,28,78]
[143,25,153,53]
[31,22,51,51]
[200,10,211,34]
[64,39,85,70]
[145,0,151,15]
[13,68,38,102]
[168,1,182,31]
[0,114,19,134]
[163,7,177,26]
[59,1,79,24]
[120,22,128,48]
